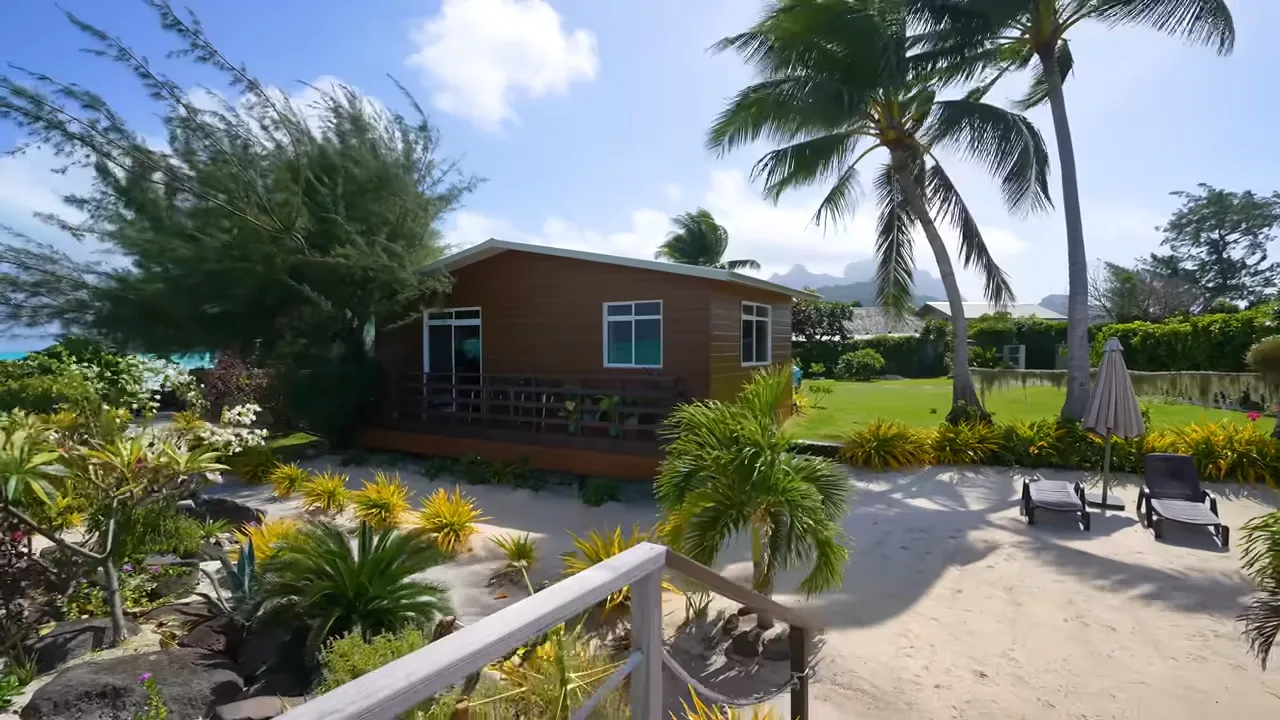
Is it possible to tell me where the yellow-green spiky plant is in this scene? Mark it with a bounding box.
[299,470,352,515]
[352,471,413,529]
[415,486,488,553]
[268,461,311,499]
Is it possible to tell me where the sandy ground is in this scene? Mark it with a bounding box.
[206,459,1280,719]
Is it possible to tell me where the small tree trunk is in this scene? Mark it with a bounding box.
[750,523,775,629]
[1039,47,1091,420]
[102,500,129,646]
[891,155,984,415]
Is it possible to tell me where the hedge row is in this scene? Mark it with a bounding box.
[1091,307,1277,372]
[836,417,1276,484]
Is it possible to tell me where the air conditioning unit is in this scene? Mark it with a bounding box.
[1002,344,1026,370]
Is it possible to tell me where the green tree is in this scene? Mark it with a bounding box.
[655,208,760,270]
[1088,259,1198,322]
[657,365,850,628]
[708,0,1051,415]
[910,0,1235,419]
[1157,184,1280,306]
[792,295,861,343]
[0,1,476,440]
[261,521,453,649]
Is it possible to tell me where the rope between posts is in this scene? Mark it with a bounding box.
[660,647,812,708]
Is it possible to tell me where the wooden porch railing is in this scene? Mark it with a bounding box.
[275,543,816,720]
[381,372,686,446]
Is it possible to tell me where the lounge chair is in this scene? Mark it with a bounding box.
[1020,477,1090,530]
[1138,453,1228,548]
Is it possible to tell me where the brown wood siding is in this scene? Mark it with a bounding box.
[360,429,659,480]
[384,251,716,397]
[708,287,793,408]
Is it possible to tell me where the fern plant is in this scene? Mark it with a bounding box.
[352,471,413,529]
[268,462,311,499]
[300,470,352,515]
[416,486,488,553]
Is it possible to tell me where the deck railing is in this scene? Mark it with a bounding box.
[381,372,686,447]
[275,542,815,720]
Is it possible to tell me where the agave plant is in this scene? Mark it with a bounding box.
[260,521,454,647]
[352,471,413,529]
[201,538,263,625]
[415,486,488,553]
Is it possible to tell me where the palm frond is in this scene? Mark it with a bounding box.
[1013,39,1073,111]
[872,158,918,317]
[926,163,1015,307]
[1241,511,1280,585]
[706,76,863,156]
[1091,0,1234,55]
[1241,583,1280,670]
[722,258,763,271]
[923,99,1052,216]
[752,130,864,203]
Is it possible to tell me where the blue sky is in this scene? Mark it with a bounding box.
[2,0,1279,352]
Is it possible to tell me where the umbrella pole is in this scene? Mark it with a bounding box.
[1102,435,1112,507]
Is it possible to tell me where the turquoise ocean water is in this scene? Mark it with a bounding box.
[0,350,212,369]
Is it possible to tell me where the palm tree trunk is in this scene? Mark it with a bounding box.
[750,523,774,629]
[891,155,984,413]
[1039,48,1091,420]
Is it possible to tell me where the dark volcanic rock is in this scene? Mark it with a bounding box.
[23,617,142,674]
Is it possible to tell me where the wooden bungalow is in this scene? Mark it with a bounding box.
[364,239,815,479]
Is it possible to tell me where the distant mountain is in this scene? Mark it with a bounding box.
[1038,294,1069,316]
[769,260,952,305]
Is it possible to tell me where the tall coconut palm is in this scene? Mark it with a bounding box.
[708,0,1052,415]
[657,365,850,628]
[655,208,761,271]
[1240,511,1280,668]
[909,0,1234,419]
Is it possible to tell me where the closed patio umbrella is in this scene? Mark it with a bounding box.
[1083,337,1146,510]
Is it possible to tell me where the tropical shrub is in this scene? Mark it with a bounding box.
[232,518,301,564]
[300,470,352,514]
[807,362,826,378]
[318,627,430,692]
[994,420,1064,468]
[1092,307,1275,372]
[836,349,885,381]
[676,689,778,719]
[352,471,413,529]
[1164,422,1277,484]
[96,502,204,562]
[261,521,453,647]
[268,462,310,499]
[838,420,931,470]
[561,525,664,614]
[490,623,630,719]
[930,422,999,465]
[578,477,621,507]
[415,487,487,553]
[804,381,834,409]
[657,366,848,625]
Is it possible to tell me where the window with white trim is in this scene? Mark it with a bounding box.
[603,301,662,368]
[741,302,772,365]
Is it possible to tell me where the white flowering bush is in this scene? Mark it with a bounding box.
[188,403,268,455]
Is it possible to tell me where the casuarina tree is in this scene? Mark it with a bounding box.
[0,0,477,439]
[708,0,1052,416]
[910,0,1235,419]
[655,208,761,271]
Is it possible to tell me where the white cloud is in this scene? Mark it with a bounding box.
[663,183,683,202]
[446,168,1033,300]
[187,75,386,137]
[406,0,598,129]
[0,145,92,224]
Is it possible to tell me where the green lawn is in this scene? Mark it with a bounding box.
[789,378,1257,442]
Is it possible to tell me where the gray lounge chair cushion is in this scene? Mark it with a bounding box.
[1027,480,1082,512]
[1144,453,1205,501]
[1149,497,1220,526]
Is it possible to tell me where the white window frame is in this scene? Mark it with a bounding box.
[741,301,772,366]
[602,300,663,369]
[423,307,483,374]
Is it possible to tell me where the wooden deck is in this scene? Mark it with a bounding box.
[364,372,685,480]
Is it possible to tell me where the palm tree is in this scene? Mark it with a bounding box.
[655,208,761,271]
[261,521,454,649]
[909,0,1234,419]
[708,0,1052,414]
[1240,511,1280,668]
[657,365,850,628]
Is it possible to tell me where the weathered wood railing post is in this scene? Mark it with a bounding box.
[629,569,664,720]
[790,628,808,720]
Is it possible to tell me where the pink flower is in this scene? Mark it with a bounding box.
[1248,411,1262,422]
[137,672,151,684]
[11,531,22,542]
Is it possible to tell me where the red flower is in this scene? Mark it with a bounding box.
[1248,411,1262,422]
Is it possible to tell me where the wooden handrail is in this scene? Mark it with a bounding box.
[275,543,814,720]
